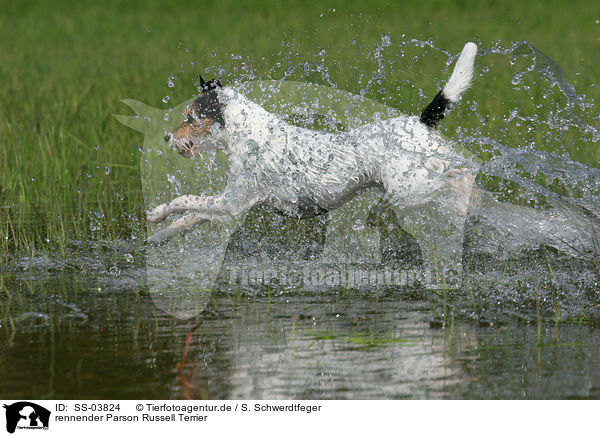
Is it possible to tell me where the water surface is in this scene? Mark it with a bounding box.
[1,250,598,400]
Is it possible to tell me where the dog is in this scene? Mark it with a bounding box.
[148,42,479,284]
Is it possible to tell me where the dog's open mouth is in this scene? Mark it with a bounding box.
[172,135,221,158]
[179,141,196,158]
[169,138,203,158]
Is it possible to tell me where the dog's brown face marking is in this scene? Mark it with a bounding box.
[172,116,214,140]
[170,114,216,157]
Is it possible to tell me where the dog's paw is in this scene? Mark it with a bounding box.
[145,234,164,246]
[147,204,169,223]
[146,228,172,246]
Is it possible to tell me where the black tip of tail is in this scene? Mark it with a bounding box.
[420,90,450,128]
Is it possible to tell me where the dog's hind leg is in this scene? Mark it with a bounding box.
[400,171,474,288]
[384,166,475,288]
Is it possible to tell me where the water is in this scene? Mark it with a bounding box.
[1,230,598,399]
[2,37,599,399]
[1,261,599,400]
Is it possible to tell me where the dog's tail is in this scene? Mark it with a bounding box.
[420,42,478,128]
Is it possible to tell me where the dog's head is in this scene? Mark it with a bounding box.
[165,75,225,158]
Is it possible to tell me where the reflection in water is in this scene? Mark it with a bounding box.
[0,271,598,399]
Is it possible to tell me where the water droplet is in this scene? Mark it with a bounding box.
[162,96,170,103]
[104,167,110,175]
[164,113,170,121]
[381,33,391,47]
[124,254,134,263]
[92,210,104,219]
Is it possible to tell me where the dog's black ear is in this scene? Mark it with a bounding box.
[198,74,222,93]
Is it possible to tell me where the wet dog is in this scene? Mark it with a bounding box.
[148,43,479,282]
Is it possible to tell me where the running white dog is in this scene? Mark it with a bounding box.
[148,42,479,281]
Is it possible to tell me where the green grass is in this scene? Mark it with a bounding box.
[0,0,598,264]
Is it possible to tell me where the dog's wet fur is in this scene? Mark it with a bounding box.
[149,43,480,283]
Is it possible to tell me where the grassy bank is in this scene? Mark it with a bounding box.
[0,0,598,264]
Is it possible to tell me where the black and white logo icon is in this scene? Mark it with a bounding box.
[3,402,50,434]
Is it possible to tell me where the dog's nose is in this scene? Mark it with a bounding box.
[164,134,171,143]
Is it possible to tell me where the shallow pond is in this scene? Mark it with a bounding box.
[1,241,599,400]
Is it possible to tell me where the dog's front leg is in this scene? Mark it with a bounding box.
[146,213,206,245]
[147,194,234,223]
[146,181,263,244]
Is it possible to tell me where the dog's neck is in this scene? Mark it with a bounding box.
[216,87,281,163]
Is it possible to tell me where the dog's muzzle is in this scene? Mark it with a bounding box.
[164,134,192,157]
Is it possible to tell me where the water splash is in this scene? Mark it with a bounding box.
[122,36,600,319]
